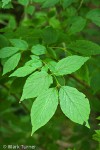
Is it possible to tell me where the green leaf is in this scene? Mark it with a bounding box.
[68,40,100,56]
[45,59,57,73]
[47,48,58,60]
[10,59,42,77]
[62,0,74,8]
[55,55,89,76]
[0,34,9,48]
[31,88,58,135]
[30,55,40,60]
[10,66,35,77]
[18,0,29,6]
[0,47,19,58]
[59,86,90,126]
[10,39,28,51]
[68,16,86,34]
[32,0,45,2]
[42,27,59,44]
[31,44,46,55]
[90,72,100,93]
[21,71,53,101]
[75,64,90,85]
[26,5,35,15]
[86,9,100,27]
[93,130,100,142]
[42,0,60,8]
[3,53,21,75]
[2,0,11,7]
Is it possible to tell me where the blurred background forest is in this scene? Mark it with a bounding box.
[0,0,100,150]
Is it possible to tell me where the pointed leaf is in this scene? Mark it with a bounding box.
[42,0,60,8]
[86,9,100,27]
[31,88,58,135]
[45,59,57,73]
[21,71,53,101]
[59,86,90,126]
[3,53,21,75]
[10,59,42,77]
[68,40,100,56]
[62,0,74,8]
[68,16,86,34]
[0,47,19,58]
[2,0,11,7]
[55,55,89,76]
[31,44,46,55]
[10,66,35,77]
[10,39,28,51]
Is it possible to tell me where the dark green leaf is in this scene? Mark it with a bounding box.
[68,40,100,56]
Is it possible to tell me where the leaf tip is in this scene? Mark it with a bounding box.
[85,121,90,129]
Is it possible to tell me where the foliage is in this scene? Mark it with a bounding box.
[0,0,100,149]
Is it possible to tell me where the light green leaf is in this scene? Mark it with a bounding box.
[45,59,57,73]
[86,9,100,27]
[10,66,35,77]
[68,16,86,34]
[31,88,58,135]
[10,59,42,77]
[30,55,40,60]
[25,59,42,67]
[3,53,21,75]
[0,47,19,58]
[68,40,100,56]
[21,71,53,101]
[26,5,35,15]
[59,86,90,126]
[10,39,28,51]
[55,55,89,76]
[31,44,46,55]
[2,0,11,7]
[41,65,48,72]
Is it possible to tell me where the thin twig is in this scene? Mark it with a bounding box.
[78,0,84,10]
